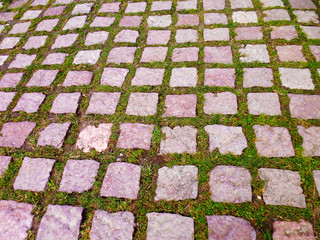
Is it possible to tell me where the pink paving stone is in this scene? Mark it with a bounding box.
[204,92,238,115]
[253,125,295,157]
[298,126,320,157]
[163,95,197,117]
[13,157,55,191]
[117,123,154,150]
[147,15,172,27]
[239,44,270,63]
[37,205,83,240]
[147,30,171,45]
[76,124,113,152]
[31,0,48,6]
[232,11,258,23]
[26,69,59,87]
[0,200,34,240]
[21,10,42,20]
[261,0,284,7]
[86,92,120,115]
[100,162,141,199]
[90,16,115,27]
[52,34,78,49]
[140,47,168,62]
[73,50,101,65]
[301,26,320,39]
[205,68,235,87]
[172,47,199,62]
[176,29,198,43]
[59,159,100,193]
[99,2,120,13]
[271,25,298,40]
[151,1,172,11]
[209,165,251,203]
[55,0,73,4]
[35,19,59,32]
[243,68,274,88]
[126,92,158,116]
[72,3,93,15]
[9,22,31,34]
[0,156,11,177]
[203,0,225,10]
[276,45,306,62]
[63,71,92,86]
[50,92,81,114]
[279,68,314,90]
[13,92,45,113]
[9,0,28,8]
[235,26,263,40]
[107,47,137,64]
[247,92,281,116]
[131,68,165,86]
[37,122,70,148]
[23,36,47,49]
[288,0,316,9]
[177,0,197,10]
[100,67,129,87]
[147,213,194,240]
[263,9,291,21]
[207,215,256,240]
[0,72,23,88]
[114,30,139,43]
[44,6,65,16]
[0,55,8,66]
[0,37,20,49]
[91,211,134,240]
[0,92,15,111]
[9,54,36,69]
[125,2,146,13]
[230,0,253,8]
[309,45,320,61]
[204,46,233,64]
[176,14,199,26]
[204,28,229,41]
[288,94,320,119]
[42,53,68,65]
[294,10,319,23]
[119,16,142,27]
[159,126,197,154]
[155,165,198,201]
[273,220,315,240]
[170,67,197,87]
[204,12,228,25]
[85,31,109,45]
[0,12,15,21]
[314,171,320,196]
[63,16,87,30]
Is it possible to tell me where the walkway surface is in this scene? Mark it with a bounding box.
[0,0,319,239]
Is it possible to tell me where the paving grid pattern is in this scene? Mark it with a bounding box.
[0,0,320,239]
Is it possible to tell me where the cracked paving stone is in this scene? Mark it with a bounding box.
[204,68,235,87]
[85,31,109,45]
[235,26,263,40]
[204,46,233,64]
[163,94,197,117]
[63,15,87,30]
[204,28,230,41]
[37,122,70,148]
[298,126,320,157]
[90,16,115,27]
[205,125,248,155]
[59,159,99,193]
[243,68,273,88]
[0,91,16,111]
[100,162,141,199]
[26,69,59,87]
[147,15,172,27]
[37,205,83,240]
[204,12,228,25]
[259,168,306,208]
[42,53,68,65]
[289,94,320,119]
[273,220,315,240]
[13,92,45,113]
[170,67,197,87]
[9,22,31,34]
[107,47,137,64]
[9,54,36,69]
[50,92,81,114]
[253,125,295,157]
[100,67,129,86]
[209,165,252,203]
[140,47,168,62]
[76,123,113,152]
[155,165,198,201]
[86,92,120,115]
[0,156,11,177]
[232,11,258,23]
[114,30,139,43]
[52,33,78,48]
[276,45,306,62]
[36,19,59,32]
[119,16,142,27]
[247,92,282,116]
[63,70,92,86]
[73,50,101,65]
[160,126,197,154]
[131,68,164,86]
[239,44,270,63]
[279,68,314,90]
[147,30,171,45]
[0,72,23,88]
[126,92,158,116]
[204,92,238,115]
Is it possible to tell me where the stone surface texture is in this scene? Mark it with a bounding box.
[37,122,70,148]
[273,220,315,240]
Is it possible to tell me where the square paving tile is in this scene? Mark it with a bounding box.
[85,31,109,45]
[36,19,59,32]
[42,53,68,65]
[23,36,47,49]
[177,0,197,10]
[172,47,199,62]
[90,16,115,27]
[0,72,23,88]
[209,165,252,203]
[73,50,101,65]
[294,10,319,23]
[37,205,83,240]
[204,68,235,87]
[235,27,263,40]
[230,0,253,9]
[37,122,70,148]
[260,0,284,7]
[205,125,248,155]
[253,125,295,157]
[288,94,320,119]
[239,44,270,63]
[13,157,55,191]
[288,0,316,9]
[26,69,59,87]
[100,68,129,87]
[176,14,199,26]
[9,22,31,34]
[204,46,233,64]
[0,156,11,177]
[114,30,139,43]
[91,211,135,240]
[176,29,198,43]
[0,37,20,49]
[63,15,87,30]
[243,68,273,88]
[50,92,81,114]
[52,33,78,48]
[44,6,65,16]
[204,92,238,115]
[147,15,172,27]
[259,168,306,208]
[126,92,158,116]
[203,0,225,10]
[279,68,314,90]
[119,16,142,27]
[232,11,258,23]
[160,126,197,154]
[107,47,137,64]
[125,2,146,13]
[140,47,168,62]
[155,165,198,201]
[72,3,93,15]
[151,1,172,11]
[13,92,45,113]
[271,25,298,40]
[59,159,99,193]
[9,54,36,69]
[276,45,306,62]
[86,92,120,115]
[298,126,320,157]
[76,123,113,152]
[100,162,141,199]
[63,71,92,86]
[247,92,282,116]
[163,94,197,117]
[204,13,228,25]
[0,91,16,111]
[99,2,120,13]
[204,28,229,41]
[263,9,291,21]
[131,68,164,86]
[116,123,154,150]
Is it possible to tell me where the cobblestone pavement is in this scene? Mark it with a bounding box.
[0,0,320,239]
